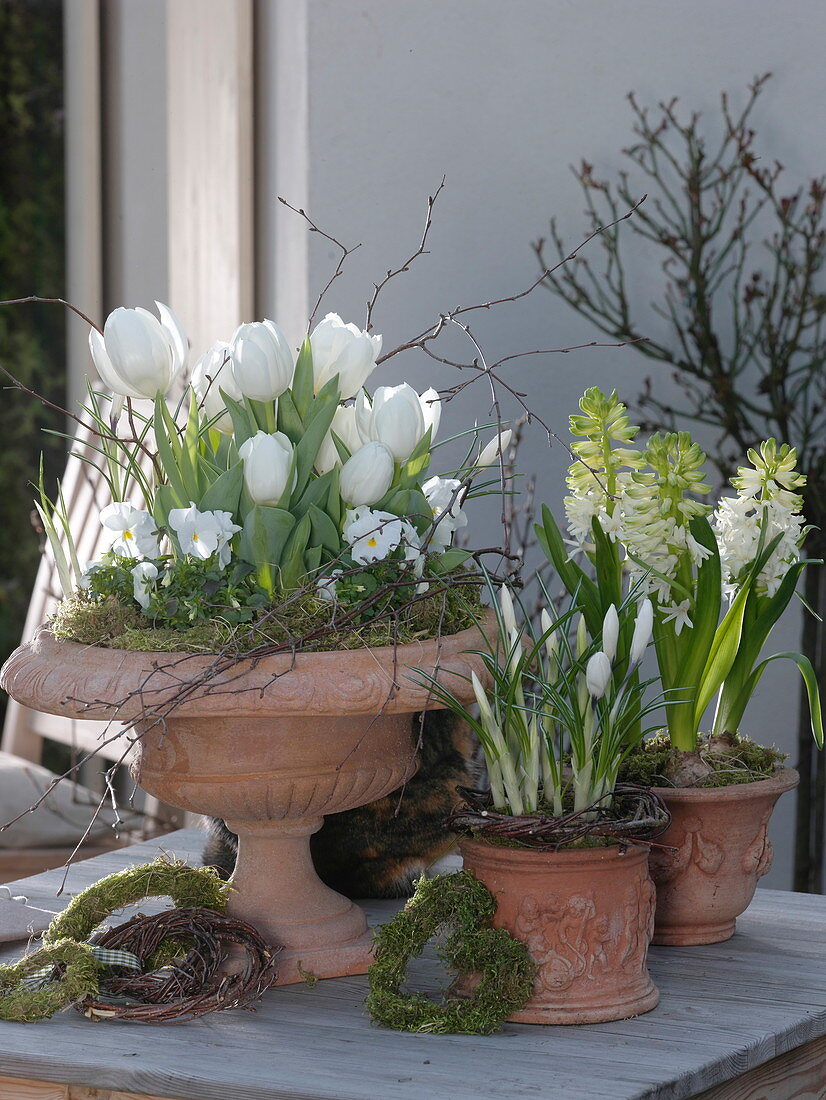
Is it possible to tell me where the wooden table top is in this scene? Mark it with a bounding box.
[0,829,824,1100]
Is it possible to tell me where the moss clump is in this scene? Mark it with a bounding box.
[51,593,143,646]
[619,732,786,789]
[51,579,483,655]
[366,870,535,1035]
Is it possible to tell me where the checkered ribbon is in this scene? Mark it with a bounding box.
[22,946,141,990]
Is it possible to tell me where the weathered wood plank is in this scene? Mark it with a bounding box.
[0,1081,175,1100]
[0,830,823,1100]
[690,1033,826,1099]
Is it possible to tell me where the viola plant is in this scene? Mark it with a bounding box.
[538,387,823,774]
[37,303,510,649]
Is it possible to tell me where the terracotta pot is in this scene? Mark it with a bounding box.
[458,838,659,1024]
[649,766,799,946]
[1,616,492,984]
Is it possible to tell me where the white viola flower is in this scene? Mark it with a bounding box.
[629,599,654,667]
[477,428,513,469]
[601,604,619,662]
[192,341,241,433]
[310,313,382,400]
[422,476,468,549]
[131,561,159,610]
[314,404,364,475]
[316,569,343,603]
[585,651,612,700]
[100,502,160,559]
[339,441,394,506]
[661,598,693,636]
[343,506,403,565]
[229,319,294,401]
[168,503,225,561]
[78,560,104,591]
[238,431,296,506]
[89,301,188,406]
[400,520,428,594]
[362,383,428,462]
[213,510,242,569]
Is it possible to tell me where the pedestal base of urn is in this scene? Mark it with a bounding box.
[651,918,736,946]
[224,816,375,986]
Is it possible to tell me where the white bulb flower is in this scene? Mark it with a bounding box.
[422,476,468,549]
[192,342,242,433]
[629,599,654,666]
[315,404,364,475]
[238,431,296,506]
[310,313,382,400]
[167,503,241,563]
[230,319,294,402]
[89,301,188,405]
[131,561,159,610]
[601,604,619,663]
[339,441,394,506]
[585,651,612,700]
[477,428,513,469]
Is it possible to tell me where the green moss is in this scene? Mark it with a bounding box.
[0,940,101,1023]
[51,580,483,655]
[619,732,786,788]
[366,870,535,1035]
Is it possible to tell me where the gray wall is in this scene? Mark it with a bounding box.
[257,0,826,889]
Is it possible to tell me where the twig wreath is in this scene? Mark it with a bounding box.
[0,858,278,1023]
[366,871,535,1035]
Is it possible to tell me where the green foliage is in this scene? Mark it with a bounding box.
[0,0,65,712]
[366,870,535,1035]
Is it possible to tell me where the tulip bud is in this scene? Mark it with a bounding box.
[499,585,518,636]
[585,651,612,700]
[629,598,654,667]
[192,342,241,433]
[420,387,442,439]
[89,300,188,401]
[310,313,382,400]
[477,428,513,468]
[314,404,364,475]
[601,604,619,663]
[230,319,294,401]
[238,431,296,505]
[364,383,427,462]
[339,441,394,506]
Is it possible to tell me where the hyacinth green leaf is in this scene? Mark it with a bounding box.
[292,337,315,421]
[727,652,823,748]
[152,397,189,505]
[308,504,341,554]
[678,517,722,689]
[590,516,622,610]
[279,511,312,590]
[221,391,256,450]
[198,462,243,516]
[693,579,750,730]
[276,390,304,442]
[238,505,295,593]
[535,505,601,633]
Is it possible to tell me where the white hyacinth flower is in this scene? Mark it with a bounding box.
[100,502,160,559]
[661,598,693,636]
[343,506,403,565]
[131,561,159,610]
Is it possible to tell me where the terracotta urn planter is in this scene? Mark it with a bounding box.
[648,766,799,946]
[458,838,659,1024]
[1,617,491,985]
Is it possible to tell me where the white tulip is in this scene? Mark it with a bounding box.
[420,387,442,438]
[192,342,241,433]
[585,651,612,700]
[315,404,364,475]
[238,431,296,506]
[230,319,294,401]
[339,442,394,506]
[89,301,188,401]
[629,598,654,667]
[601,604,619,662]
[365,383,426,461]
[310,313,382,399]
[477,428,513,468]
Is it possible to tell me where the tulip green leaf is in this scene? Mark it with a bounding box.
[331,431,353,465]
[221,392,257,449]
[294,470,335,518]
[152,484,179,532]
[290,387,338,503]
[292,337,315,421]
[308,504,340,554]
[153,397,189,505]
[279,511,312,590]
[277,391,304,442]
[238,505,295,594]
[198,462,244,516]
[305,544,323,573]
[430,548,471,573]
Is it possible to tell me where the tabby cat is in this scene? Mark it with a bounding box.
[202,710,477,898]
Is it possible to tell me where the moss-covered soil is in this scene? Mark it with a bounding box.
[619,732,786,788]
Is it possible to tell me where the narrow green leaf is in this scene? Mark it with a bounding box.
[291,337,315,420]
[276,390,304,442]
